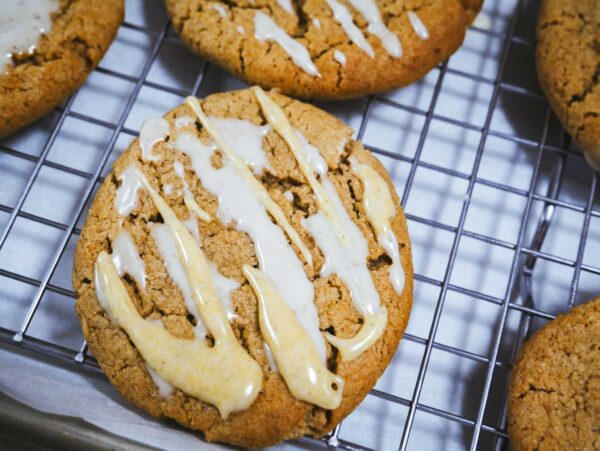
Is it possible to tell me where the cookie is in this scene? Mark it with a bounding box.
[536,0,600,170]
[73,87,414,447]
[165,0,482,100]
[0,0,123,139]
[508,297,600,451]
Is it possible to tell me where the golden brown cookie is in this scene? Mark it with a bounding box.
[73,87,414,447]
[536,0,600,169]
[165,0,482,100]
[508,297,600,451]
[0,0,124,139]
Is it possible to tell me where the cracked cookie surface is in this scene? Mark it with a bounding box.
[0,0,123,138]
[536,0,600,169]
[508,297,600,451]
[165,0,482,99]
[73,88,414,447]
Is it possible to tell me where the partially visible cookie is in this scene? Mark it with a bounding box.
[508,297,600,451]
[165,0,482,100]
[73,87,414,447]
[0,0,124,139]
[536,0,600,169]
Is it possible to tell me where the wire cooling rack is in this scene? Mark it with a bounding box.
[1,0,599,449]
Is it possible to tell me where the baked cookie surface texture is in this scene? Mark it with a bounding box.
[165,0,482,99]
[0,0,124,138]
[508,297,600,451]
[536,0,600,169]
[73,87,414,447]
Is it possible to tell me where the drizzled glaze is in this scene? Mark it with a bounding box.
[407,11,429,40]
[173,161,211,222]
[0,0,59,74]
[185,96,313,267]
[325,307,388,361]
[244,265,343,409]
[139,117,170,162]
[346,0,402,57]
[172,127,327,362]
[253,86,389,360]
[326,0,375,58]
[349,157,405,295]
[254,11,320,77]
[249,1,429,74]
[111,230,147,291]
[97,167,262,418]
[253,88,348,244]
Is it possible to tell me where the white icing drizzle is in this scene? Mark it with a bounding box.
[325,0,375,58]
[173,161,211,222]
[254,87,387,361]
[173,129,327,362]
[254,11,320,77]
[139,117,170,162]
[163,183,174,195]
[283,190,294,202]
[275,0,294,15]
[244,265,343,409]
[185,97,313,267]
[0,0,58,74]
[151,222,237,339]
[312,18,321,29]
[263,341,278,372]
[333,49,347,66]
[237,25,245,34]
[253,88,348,244]
[111,230,147,291]
[95,249,261,419]
[349,156,405,294]
[325,307,388,361]
[407,11,429,40]
[295,130,328,176]
[346,0,402,58]
[115,166,144,217]
[175,116,195,129]
[303,178,380,317]
[209,117,271,174]
[98,167,262,418]
[211,3,227,17]
[147,364,174,398]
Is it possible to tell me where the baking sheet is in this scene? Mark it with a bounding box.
[1,0,599,449]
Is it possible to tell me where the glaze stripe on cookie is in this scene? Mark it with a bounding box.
[346,0,402,57]
[0,0,58,74]
[139,117,170,162]
[248,2,431,76]
[253,87,390,360]
[97,167,263,418]
[172,112,327,362]
[185,96,314,267]
[173,161,212,222]
[244,265,344,409]
[407,11,430,40]
[254,11,320,77]
[111,230,147,291]
[326,0,375,58]
[349,157,405,294]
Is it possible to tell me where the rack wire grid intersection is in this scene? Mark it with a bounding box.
[1,0,599,450]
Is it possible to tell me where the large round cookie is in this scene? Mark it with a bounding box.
[165,0,482,100]
[73,87,414,447]
[0,0,123,139]
[508,297,600,450]
[536,0,600,169]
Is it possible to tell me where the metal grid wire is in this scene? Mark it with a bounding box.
[0,0,599,449]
